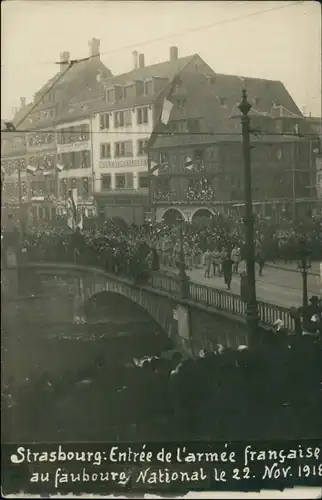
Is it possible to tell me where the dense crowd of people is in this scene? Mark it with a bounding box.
[12,212,321,281]
[2,212,321,444]
[3,317,322,442]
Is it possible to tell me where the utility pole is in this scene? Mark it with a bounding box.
[238,89,259,350]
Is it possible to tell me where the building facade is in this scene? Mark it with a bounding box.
[306,116,322,206]
[3,40,320,228]
[150,72,320,224]
[1,38,111,227]
[91,47,216,225]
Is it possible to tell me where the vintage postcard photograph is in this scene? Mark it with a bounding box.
[1,0,321,497]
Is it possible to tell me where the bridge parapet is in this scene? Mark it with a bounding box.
[151,269,295,332]
[10,262,296,357]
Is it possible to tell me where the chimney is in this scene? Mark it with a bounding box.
[89,37,100,58]
[170,46,178,61]
[20,97,26,108]
[132,50,138,70]
[138,53,145,69]
[60,51,70,72]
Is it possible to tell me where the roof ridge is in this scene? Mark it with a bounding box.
[213,72,282,84]
[103,53,196,83]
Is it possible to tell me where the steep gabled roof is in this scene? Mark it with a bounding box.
[91,54,203,114]
[152,71,308,149]
[37,57,112,96]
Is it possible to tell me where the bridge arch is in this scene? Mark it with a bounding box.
[18,265,181,349]
[161,208,185,225]
[83,290,175,353]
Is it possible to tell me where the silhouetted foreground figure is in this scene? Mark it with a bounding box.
[2,321,321,443]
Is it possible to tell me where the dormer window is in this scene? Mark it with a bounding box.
[177,98,187,108]
[144,80,153,96]
[173,78,182,94]
[123,84,135,99]
[219,97,227,107]
[106,88,115,102]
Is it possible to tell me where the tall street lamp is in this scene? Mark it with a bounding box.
[238,89,259,350]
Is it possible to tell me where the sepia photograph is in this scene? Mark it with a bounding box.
[1,0,322,496]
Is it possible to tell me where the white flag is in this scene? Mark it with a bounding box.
[161,98,174,125]
[67,188,78,230]
[57,163,64,172]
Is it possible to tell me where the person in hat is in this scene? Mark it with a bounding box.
[301,296,321,334]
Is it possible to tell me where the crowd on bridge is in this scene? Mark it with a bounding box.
[9,211,321,282]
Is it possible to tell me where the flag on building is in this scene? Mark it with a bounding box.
[57,163,64,172]
[150,160,168,176]
[27,164,37,174]
[66,188,83,231]
[184,157,194,170]
[146,74,181,154]
[67,188,77,230]
[161,99,174,125]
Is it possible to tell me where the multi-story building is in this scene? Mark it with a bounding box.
[306,116,322,206]
[91,47,216,224]
[150,71,320,224]
[1,38,112,224]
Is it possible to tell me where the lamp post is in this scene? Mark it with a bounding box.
[297,235,311,308]
[178,218,190,299]
[238,89,259,350]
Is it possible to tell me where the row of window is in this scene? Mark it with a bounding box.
[168,119,201,134]
[58,151,91,169]
[57,125,90,144]
[105,81,156,103]
[99,107,149,130]
[27,132,55,147]
[59,177,92,196]
[100,139,149,158]
[101,173,149,190]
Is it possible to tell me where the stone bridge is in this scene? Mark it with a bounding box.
[6,262,258,357]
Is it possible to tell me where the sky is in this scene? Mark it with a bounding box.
[1,0,321,120]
